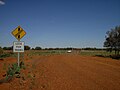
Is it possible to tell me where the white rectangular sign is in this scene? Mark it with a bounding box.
[13,41,24,52]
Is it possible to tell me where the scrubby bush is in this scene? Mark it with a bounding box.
[35,46,42,50]
[24,45,30,50]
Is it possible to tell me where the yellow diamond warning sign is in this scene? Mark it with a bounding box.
[11,26,26,41]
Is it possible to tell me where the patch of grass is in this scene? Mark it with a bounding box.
[80,50,114,57]
[28,50,66,56]
[0,53,10,58]
[80,50,120,60]
[0,51,15,59]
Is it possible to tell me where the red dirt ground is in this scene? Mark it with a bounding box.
[0,53,120,90]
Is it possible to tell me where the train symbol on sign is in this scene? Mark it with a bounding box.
[11,26,26,41]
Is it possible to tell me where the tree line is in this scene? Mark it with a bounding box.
[1,46,31,50]
[1,46,105,51]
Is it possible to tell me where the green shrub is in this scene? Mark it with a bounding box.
[7,66,14,77]
[6,63,20,78]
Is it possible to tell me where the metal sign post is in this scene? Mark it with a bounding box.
[13,41,24,67]
[11,26,26,67]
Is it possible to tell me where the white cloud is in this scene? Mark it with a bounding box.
[0,1,5,5]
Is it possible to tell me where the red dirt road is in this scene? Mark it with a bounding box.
[0,54,120,90]
[38,54,120,90]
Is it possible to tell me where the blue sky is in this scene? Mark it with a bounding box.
[0,0,120,48]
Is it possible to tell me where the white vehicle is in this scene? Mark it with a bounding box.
[67,50,72,53]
